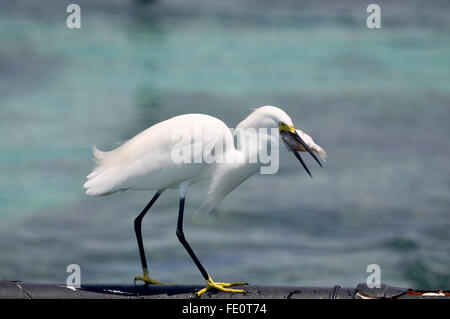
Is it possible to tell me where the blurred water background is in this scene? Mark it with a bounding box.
[0,0,449,289]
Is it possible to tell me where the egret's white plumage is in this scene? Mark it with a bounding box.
[84,105,326,295]
[84,106,325,213]
[84,114,230,197]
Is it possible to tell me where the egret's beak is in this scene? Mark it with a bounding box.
[280,124,322,178]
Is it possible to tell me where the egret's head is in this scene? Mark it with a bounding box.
[241,105,294,130]
[278,119,324,177]
[240,105,324,177]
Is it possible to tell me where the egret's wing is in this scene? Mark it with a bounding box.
[84,113,233,196]
[84,134,204,196]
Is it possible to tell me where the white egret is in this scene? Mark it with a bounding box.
[83,105,326,296]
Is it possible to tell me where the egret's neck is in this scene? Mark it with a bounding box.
[234,118,279,163]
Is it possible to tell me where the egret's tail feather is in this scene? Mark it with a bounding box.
[84,167,121,196]
[84,146,126,196]
[92,145,112,165]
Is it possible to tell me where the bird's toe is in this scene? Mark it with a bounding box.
[134,274,174,285]
[196,276,247,296]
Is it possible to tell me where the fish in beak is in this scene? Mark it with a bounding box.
[279,123,324,178]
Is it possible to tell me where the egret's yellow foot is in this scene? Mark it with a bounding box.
[134,268,174,285]
[196,275,247,296]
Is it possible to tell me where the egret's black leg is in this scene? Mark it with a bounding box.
[134,190,169,285]
[176,197,209,280]
[135,191,161,271]
[176,196,247,296]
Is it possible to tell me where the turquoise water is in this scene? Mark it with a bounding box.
[0,0,449,288]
